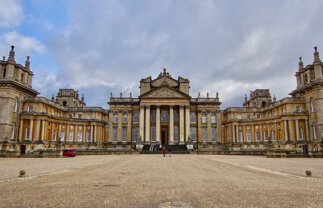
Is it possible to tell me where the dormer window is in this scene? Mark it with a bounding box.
[27,105,33,112]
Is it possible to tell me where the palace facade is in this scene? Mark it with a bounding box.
[0,46,322,156]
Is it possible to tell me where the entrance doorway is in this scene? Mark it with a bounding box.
[20,145,26,155]
[161,126,168,145]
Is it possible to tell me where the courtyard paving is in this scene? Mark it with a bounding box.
[0,155,322,208]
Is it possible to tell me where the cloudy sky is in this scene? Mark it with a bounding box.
[0,0,322,109]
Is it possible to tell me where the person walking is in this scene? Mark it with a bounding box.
[162,147,166,157]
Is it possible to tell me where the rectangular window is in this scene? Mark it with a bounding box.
[202,128,207,142]
[211,113,216,123]
[161,110,168,122]
[25,127,30,140]
[238,132,243,142]
[202,113,207,123]
[78,114,82,119]
[113,127,117,142]
[86,132,91,142]
[69,131,74,142]
[27,105,33,112]
[296,106,301,112]
[272,130,276,141]
[174,110,178,122]
[212,127,216,142]
[190,112,196,123]
[151,126,156,142]
[299,128,303,140]
[191,127,197,142]
[77,132,82,142]
[132,127,139,142]
[256,131,260,142]
[151,110,156,122]
[88,114,92,119]
[174,126,179,142]
[247,132,252,142]
[313,125,318,139]
[60,130,65,141]
[264,130,268,141]
[52,130,57,141]
[247,114,251,119]
[133,112,139,123]
[122,127,127,142]
[68,114,72,118]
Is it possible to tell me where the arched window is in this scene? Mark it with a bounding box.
[310,98,315,113]
[190,112,196,123]
[13,97,18,112]
[133,112,139,123]
[202,112,206,123]
[113,112,118,123]
[62,101,67,107]
[313,123,318,139]
[211,112,216,123]
[262,101,266,107]
[123,112,128,123]
[11,123,15,139]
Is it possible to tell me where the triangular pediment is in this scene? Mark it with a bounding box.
[140,86,190,99]
[151,76,178,88]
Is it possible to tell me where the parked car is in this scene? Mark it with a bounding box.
[63,149,77,157]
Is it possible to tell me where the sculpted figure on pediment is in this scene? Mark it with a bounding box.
[146,88,183,98]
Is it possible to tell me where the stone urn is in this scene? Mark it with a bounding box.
[186,136,194,151]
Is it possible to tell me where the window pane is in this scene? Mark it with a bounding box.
[151,110,156,122]
[247,132,251,142]
[190,112,196,123]
[161,110,168,122]
[202,112,206,123]
[123,112,128,123]
[77,132,82,142]
[133,127,139,142]
[211,112,216,123]
[133,112,139,123]
[212,127,216,142]
[202,128,207,142]
[151,126,156,142]
[191,127,197,142]
[86,132,91,142]
[113,112,118,123]
[113,127,117,141]
[122,127,127,141]
[174,126,179,142]
[69,131,74,141]
[174,110,178,122]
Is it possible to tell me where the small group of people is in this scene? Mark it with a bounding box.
[162,146,171,157]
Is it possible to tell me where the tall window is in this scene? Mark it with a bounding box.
[132,127,139,142]
[264,131,268,141]
[25,127,30,140]
[296,106,301,112]
[123,112,128,123]
[256,131,260,142]
[88,114,92,119]
[310,98,315,112]
[52,130,57,141]
[11,123,15,139]
[202,128,207,142]
[161,110,168,122]
[122,127,127,142]
[247,132,252,142]
[212,127,216,142]
[61,131,65,141]
[78,114,82,119]
[113,127,117,141]
[174,126,179,142]
[151,110,156,122]
[211,112,216,123]
[86,132,91,142]
[151,126,156,142]
[299,128,303,140]
[190,112,196,123]
[113,112,118,123]
[313,124,318,139]
[13,97,18,112]
[133,112,139,123]
[191,127,197,142]
[202,112,206,123]
[77,132,82,142]
[69,131,74,142]
[238,132,243,142]
[27,105,32,112]
[174,110,178,122]
[272,130,276,141]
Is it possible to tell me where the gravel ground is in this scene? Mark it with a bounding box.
[0,155,322,208]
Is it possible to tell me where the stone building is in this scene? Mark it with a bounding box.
[0,46,322,156]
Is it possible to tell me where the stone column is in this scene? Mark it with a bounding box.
[58,123,62,142]
[242,125,246,143]
[295,119,300,141]
[65,124,69,142]
[232,125,236,143]
[185,105,190,141]
[169,105,174,144]
[41,120,45,141]
[274,123,277,141]
[139,105,145,140]
[117,111,122,142]
[145,105,150,143]
[108,111,113,142]
[90,125,94,143]
[305,119,309,141]
[251,125,254,142]
[207,111,212,142]
[259,125,263,142]
[288,120,294,141]
[284,120,288,141]
[179,105,185,144]
[156,106,161,144]
[94,125,97,143]
[83,125,86,143]
[19,119,23,140]
[127,111,132,143]
[235,125,239,143]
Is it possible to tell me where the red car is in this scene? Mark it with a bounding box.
[63,149,77,157]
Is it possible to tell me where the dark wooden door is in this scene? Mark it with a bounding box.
[20,145,26,154]
[161,127,168,145]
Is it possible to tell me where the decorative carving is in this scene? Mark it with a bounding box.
[146,88,185,98]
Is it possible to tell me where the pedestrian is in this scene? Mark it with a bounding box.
[168,147,172,157]
[162,147,166,157]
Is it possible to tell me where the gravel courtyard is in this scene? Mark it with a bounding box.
[0,155,322,208]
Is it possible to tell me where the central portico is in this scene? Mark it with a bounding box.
[108,68,221,147]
